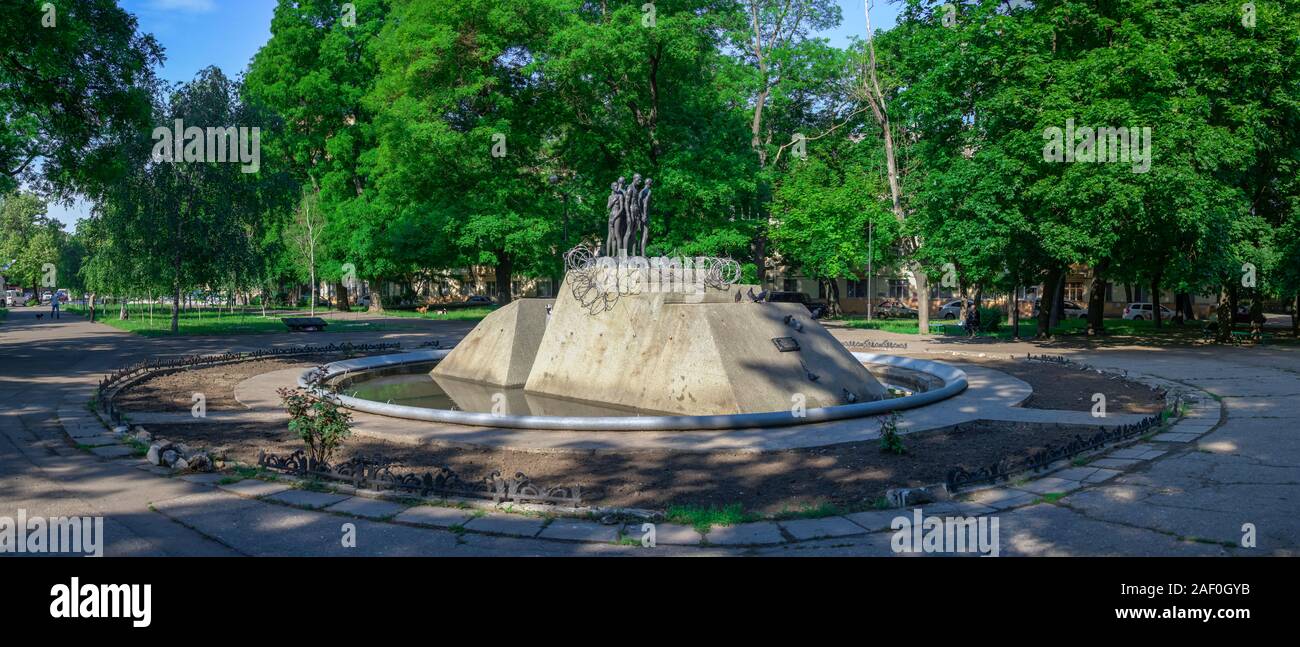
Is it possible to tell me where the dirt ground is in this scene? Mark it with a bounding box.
[118,353,1165,514]
[149,419,1126,514]
[941,356,1164,413]
[114,356,332,412]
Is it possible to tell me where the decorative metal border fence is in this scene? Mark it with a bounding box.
[95,342,401,426]
[257,449,581,507]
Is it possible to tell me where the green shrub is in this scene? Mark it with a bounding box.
[879,412,906,455]
[278,387,353,469]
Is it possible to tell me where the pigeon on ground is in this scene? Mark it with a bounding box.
[748,287,768,303]
[842,388,859,403]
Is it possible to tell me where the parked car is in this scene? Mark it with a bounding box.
[874,299,917,319]
[40,291,53,304]
[1122,303,1174,320]
[1031,299,1088,319]
[936,299,973,320]
[765,291,828,319]
[3,290,18,307]
[464,295,494,306]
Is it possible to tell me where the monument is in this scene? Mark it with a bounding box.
[431,173,887,415]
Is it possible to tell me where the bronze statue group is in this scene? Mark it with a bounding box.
[604,174,652,257]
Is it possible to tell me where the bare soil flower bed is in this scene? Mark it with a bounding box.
[117,353,1165,514]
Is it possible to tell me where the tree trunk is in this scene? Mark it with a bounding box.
[119,298,127,320]
[1049,269,1065,329]
[1011,287,1021,339]
[826,279,843,318]
[1087,269,1107,335]
[1038,268,1061,338]
[334,280,350,311]
[495,254,514,306]
[1124,283,1133,304]
[171,283,181,333]
[368,279,385,313]
[1150,274,1162,329]
[915,269,929,334]
[1293,292,1299,337]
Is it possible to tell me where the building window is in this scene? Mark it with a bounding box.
[888,279,909,299]
[1065,281,1084,302]
[846,279,868,298]
[782,278,798,293]
[486,281,496,298]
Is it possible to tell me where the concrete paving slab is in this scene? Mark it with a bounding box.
[464,512,546,537]
[1152,432,1202,443]
[324,496,409,519]
[844,509,906,532]
[779,516,866,541]
[88,444,134,458]
[392,505,473,528]
[1083,468,1122,484]
[178,472,227,485]
[961,488,1039,510]
[217,478,292,498]
[538,519,621,543]
[640,523,703,546]
[998,503,1225,557]
[1089,457,1143,470]
[152,491,461,556]
[703,522,785,545]
[265,489,350,509]
[1015,477,1083,496]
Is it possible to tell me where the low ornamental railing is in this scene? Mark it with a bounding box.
[96,342,401,426]
[257,449,582,507]
[945,408,1176,492]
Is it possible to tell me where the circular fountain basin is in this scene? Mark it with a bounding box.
[300,350,967,431]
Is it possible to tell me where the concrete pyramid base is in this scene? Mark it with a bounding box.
[521,276,886,415]
[430,298,553,387]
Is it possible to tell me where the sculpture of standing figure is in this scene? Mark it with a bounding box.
[605,177,626,257]
[621,174,643,255]
[637,178,652,256]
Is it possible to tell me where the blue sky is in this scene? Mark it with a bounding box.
[46,0,899,227]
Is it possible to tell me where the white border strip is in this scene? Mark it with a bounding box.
[300,351,967,431]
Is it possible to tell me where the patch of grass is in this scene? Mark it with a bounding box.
[1071,456,1092,467]
[122,438,149,457]
[297,478,333,493]
[1036,492,1068,504]
[448,523,468,536]
[771,502,846,521]
[63,304,409,336]
[373,306,496,322]
[217,476,241,485]
[665,503,758,532]
[0,307,8,321]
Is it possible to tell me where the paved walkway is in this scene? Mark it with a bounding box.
[2,307,1296,556]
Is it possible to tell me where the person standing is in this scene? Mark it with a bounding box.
[51,294,60,319]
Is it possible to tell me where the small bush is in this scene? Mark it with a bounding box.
[278,387,353,469]
[879,412,906,455]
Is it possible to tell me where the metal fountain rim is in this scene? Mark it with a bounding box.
[300,350,968,432]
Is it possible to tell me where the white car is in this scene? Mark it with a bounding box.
[936,299,973,320]
[1123,303,1173,320]
[1032,299,1088,319]
[40,291,53,303]
[3,290,17,307]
